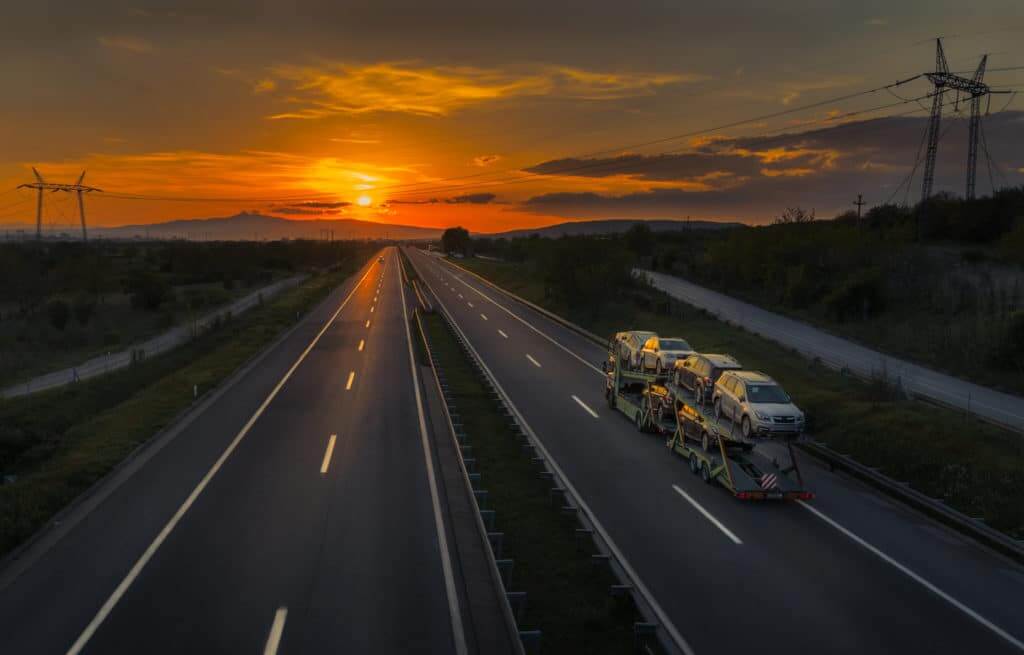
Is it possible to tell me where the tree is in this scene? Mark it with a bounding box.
[772,207,815,225]
[127,272,171,311]
[625,223,654,256]
[441,227,472,255]
[73,295,96,326]
[47,299,70,331]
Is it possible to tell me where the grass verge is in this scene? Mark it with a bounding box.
[0,255,369,557]
[419,311,641,653]
[455,256,1024,539]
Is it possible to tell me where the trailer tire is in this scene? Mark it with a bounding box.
[655,360,663,375]
[741,416,752,439]
[701,432,711,453]
[689,453,700,475]
[701,462,712,484]
[607,390,616,409]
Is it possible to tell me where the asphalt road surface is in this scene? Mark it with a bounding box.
[0,249,465,654]
[409,247,1024,655]
[641,269,1024,433]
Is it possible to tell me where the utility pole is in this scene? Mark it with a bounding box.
[853,194,865,220]
[18,168,100,241]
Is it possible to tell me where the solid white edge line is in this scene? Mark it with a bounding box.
[798,500,1024,652]
[571,394,599,418]
[320,434,337,474]
[498,329,508,339]
[526,354,541,368]
[345,371,355,390]
[672,485,743,545]
[64,255,378,655]
[397,249,469,655]
[263,606,288,655]
[438,260,602,374]
[413,252,695,655]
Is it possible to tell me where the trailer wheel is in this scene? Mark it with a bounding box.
[701,462,712,484]
[701,432,711,453]
[607,390,616,409]
[635,411,644,432]
[689,453,699,474]
[655,360,663,375]
[741,416,752,439]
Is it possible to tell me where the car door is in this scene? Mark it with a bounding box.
[722,377,739,419]
[731,380,746,421]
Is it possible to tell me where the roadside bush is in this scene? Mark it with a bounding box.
[127,272,171,311]
[73,295,95,326]
[46,300,70,331]
[823,268,886,322]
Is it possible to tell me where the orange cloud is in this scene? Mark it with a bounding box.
[263,62,695,119]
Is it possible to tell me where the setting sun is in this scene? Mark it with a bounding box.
[356,194,373,207]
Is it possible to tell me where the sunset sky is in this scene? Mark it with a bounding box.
[1,1,1022,233]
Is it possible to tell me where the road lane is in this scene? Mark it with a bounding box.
[0,249,458,654]
[409,247,1024,655]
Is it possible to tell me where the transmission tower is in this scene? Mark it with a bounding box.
[920,39,1007,201]
[17,168,102,240]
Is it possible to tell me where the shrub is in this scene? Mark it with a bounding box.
[73,295,95,326]
[46,300,70,331]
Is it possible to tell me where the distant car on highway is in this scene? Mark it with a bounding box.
[712,370,804,438]
[638,336,694,375]
[674,353,742,405]
[378,256,384,263]
[613,330,657,370]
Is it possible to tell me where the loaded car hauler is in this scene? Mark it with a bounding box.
[603,345,812,501]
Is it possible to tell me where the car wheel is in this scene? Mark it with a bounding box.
[701,431,711,453]
[742,416,752,439]
[701,462,712,484]
[689,453,699,475]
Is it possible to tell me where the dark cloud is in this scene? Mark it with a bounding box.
[388,193,498,205]
[271,206,344,216]
[446,193,496,204]
[282,200,351,208]
[522,111,1024,222]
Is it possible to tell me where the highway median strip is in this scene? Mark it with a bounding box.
[417,311,643,654]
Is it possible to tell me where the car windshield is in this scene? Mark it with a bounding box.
[746,384,791,404]
[659,339,691,351]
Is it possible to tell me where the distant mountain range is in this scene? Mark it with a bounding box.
[3,213,743,242]
[95,213,443,241]
[479,218,743,239]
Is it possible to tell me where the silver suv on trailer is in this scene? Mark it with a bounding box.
[712,371,804,438]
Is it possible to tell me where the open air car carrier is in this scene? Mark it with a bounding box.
[603,346,813,501]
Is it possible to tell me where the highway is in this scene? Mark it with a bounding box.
[408,247,1024,655]
[0,249,471,654]
[641,269,1024,433]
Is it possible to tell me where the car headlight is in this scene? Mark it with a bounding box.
[754,411,769,420]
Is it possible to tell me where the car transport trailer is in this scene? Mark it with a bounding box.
[603,356,813,501]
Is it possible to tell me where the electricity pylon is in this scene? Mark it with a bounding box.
[17,168,102,240]
[920,39,1007,201]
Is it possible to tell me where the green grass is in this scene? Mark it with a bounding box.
[456,257,1024,539]
[0,256,368,557]
[419,312,640,654]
